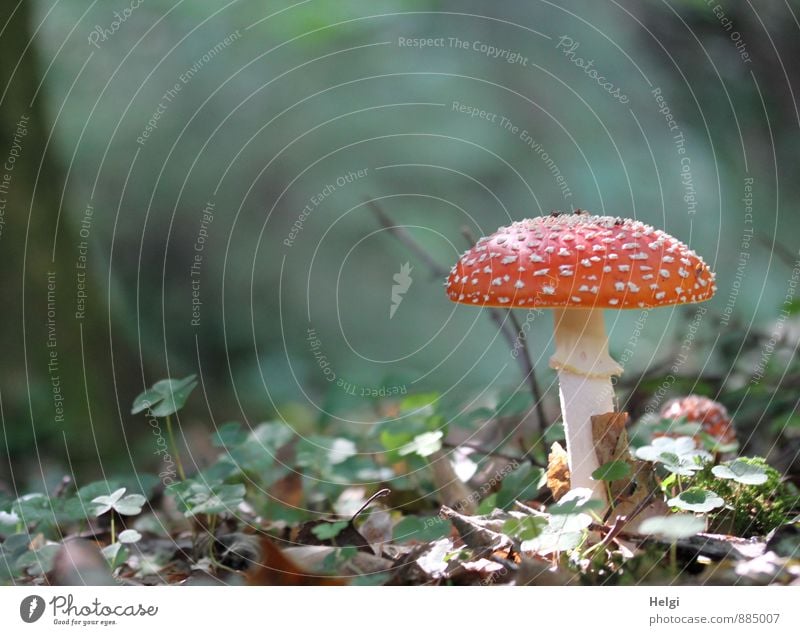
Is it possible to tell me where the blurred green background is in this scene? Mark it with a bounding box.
[2,0,799,487]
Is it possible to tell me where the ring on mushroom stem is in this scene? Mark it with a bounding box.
[446,211,717,505]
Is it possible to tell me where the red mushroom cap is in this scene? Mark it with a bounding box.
[446,212,717,309]
[659,395,736,445]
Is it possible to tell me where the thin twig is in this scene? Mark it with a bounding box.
[755,232,797,268]
[443,440,545,468]
[366,199,449,278]
[367,199,548,440]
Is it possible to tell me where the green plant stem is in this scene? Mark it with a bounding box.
[165,415,186,480]
[110,514,116,545]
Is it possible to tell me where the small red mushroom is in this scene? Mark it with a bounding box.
[446,211,717,503]
[658,395,736,447]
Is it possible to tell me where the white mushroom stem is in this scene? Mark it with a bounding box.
[549,308,623,504]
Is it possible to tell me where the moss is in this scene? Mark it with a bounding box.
[693,457,799,537]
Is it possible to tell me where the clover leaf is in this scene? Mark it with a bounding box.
[635,436,711,475]
[91,488,146,517]
[398,431,443,458]
[131,375,198,417]
[117,529,142,544]
[668,488,725,513]
[712,460,769,486]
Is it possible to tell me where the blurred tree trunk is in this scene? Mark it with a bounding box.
[0,2,118,483]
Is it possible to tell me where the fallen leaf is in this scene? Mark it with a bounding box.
[546,442,570,501]
[246,538,344,585]
[359,510,393,556]
[439,506,511,554]
[591,411,667,529]
[415,538,453,578]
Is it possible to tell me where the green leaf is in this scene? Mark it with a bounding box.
[131,375,198,417]
[520,513,592,555]
[311,521,349,540]
[15,544,61,576]
[548,488,604,516]
[399,392,439,415]
[712,460,769,485]
[502,516,548,541]
[668,488,725,513]
[592,460,632,482]
[495,464,546,510]
[169,481,245,517]
[11,494,55,525]
[635,436,711,467]
[101,542,129,569]
[91,488,146,517]
[639,514,704,540]
[211,422,248,448]
[392,515,452,543]
[117,529,142,544]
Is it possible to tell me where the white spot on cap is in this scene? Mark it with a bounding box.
[542,285,556,295]
[491,277,503,286]
[530,253,545,263]
[533,268,550,276]
[501,255,518,265]
[514,280,525,289]
[660,269,670,278]
[557,247,571,257]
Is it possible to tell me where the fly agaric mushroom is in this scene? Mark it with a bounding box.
[446,212,716,503]
[658,395,736,447]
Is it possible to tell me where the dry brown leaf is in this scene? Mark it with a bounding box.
[591,411,667,530]
[546,442,570,501]
[246,538,344,585]
[591,411,630,466]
